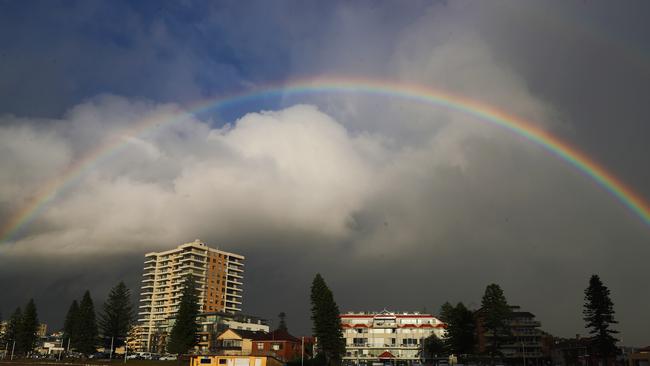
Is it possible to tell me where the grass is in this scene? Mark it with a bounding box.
[0,360,183,366]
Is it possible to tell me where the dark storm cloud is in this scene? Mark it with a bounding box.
[1,0,649,346]
[0,0,333,118]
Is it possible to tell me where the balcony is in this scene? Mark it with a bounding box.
[227,271,243,278]
[180,256,206,265]
[352,345,419,350]
[215,340,242,351]
[226,278,243,285]
[228,265,244,272]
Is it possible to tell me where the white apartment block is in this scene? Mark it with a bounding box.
[340,310,446,365]
[137,239,244,352]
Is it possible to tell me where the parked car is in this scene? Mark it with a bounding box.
[160,354,178,361]
[89,352,110,359]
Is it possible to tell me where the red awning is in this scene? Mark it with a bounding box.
[378,351,395,359]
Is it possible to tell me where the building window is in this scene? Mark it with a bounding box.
[257,343,264,350]
[353,338,367,346]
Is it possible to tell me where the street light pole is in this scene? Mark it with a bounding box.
[110,337,114,359]
[10,340,16,361]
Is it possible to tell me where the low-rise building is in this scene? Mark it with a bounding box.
[198,312,270,353]
[126,325,147,353]
[214,329,266,356]
[629,346,650,366]
[37,323,48,338]
[551,335,619,366]
[251,329,304,362]
[340,310,446,366]
[190,355,283,366]
[477,305,546,365]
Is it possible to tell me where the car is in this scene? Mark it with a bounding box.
[89,352,110,359]
[160,354,178,361]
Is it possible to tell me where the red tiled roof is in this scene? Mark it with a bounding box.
[395,315,434,318]
[340,314,435,319]
[419,324,434,328]
[400,324,417,328]
[353,324,369,328]
[435,324,447,328]
[340,315,374,318]
[255,329,300,342]
[378,351,395,359]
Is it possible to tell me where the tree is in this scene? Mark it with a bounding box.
[444,302,476,357]
[99,281,135,351]
[423,334,446,360]
[278,312,288,331]
[480,284,512,365]
[4,308,22,352]
[17,299,39,356]
[439,302,455,324]
[76,291,99,355]
[167,276,200,355]
[63,300,80,350]
[583,275,619,366]
[310,274,345,366]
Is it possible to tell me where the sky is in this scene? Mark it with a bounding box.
[1,0,650,346]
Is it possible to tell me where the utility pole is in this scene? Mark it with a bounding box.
[10,340,15,361]
[124,339,128,364]
[110,337,114,359]
[301,337,304,366]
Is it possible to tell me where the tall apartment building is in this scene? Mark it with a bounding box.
[340,310,446,365]
[137,239,245,352]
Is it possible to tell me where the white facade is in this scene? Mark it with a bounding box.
[137,239,244,351]
[341,310,446,365]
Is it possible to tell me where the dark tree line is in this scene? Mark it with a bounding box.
[423,275,619,366]
[1,299,40,356]
[63,281,134,356]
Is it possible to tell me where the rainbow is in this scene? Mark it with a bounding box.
[2,76,650,243]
